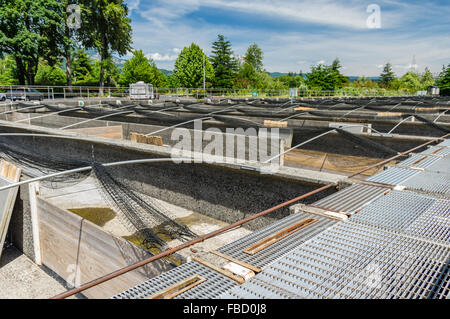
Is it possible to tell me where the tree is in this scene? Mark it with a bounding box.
[437,64,450,96]
[210,35,237,88]
[233,62,258,88]
[173,43,214,88]
[329,58,348,88]
[399,71,422,92]
[0,0,65,84]
[306,64,332,90]
[35,60,66,85]
[78,0,132,92]
[244,43,263,72]
[421,67,435,88]
[379,63,396,88]
[71,50,96,85]
[119,50,165,87]
[0,54,18,84]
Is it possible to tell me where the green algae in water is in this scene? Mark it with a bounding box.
[68,207,116,227]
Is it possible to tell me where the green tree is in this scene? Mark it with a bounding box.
[166,74,180,88]
[379,63,396,88]
[78,0,132,92]
[399,71,422,92]
[92,57,121,87]
[0,54,18,84]
[437,64,450,96]
[35,60,66,85]
[210,34,237,88]
[421,67,435,88]
[0,0,65,84]
[329,58,348,88]
[233,62,258,88]
[244,43,263,72]
[72,50,96,85]
[173,43,214,88]
[118,50,165,87]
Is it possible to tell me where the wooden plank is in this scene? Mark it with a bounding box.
[243,218,318,255]
[263,120,288,128]
[130,132,163,146]
[210,251,262,273]
[0,160,21,261]
[29,182,42,265]
[294,204,349,221]
[377,112,403,117]
[294,106,316,111]
[192,257,245,284]
[37,198,174,298]
[68,125,123,140]
[149,275,207,299]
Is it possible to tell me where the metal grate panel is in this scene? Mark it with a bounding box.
[422,145,450,156]
[404,198,450,245]
[425,155,450,173]
[398,153,441,168]
[351,190,436,231]
[217,212,337,268]
[437,139,450,147]
[367,167,419,185]
[222,220,450,299]
[312,184,389,214]
[403,171,450,196]
[112,261,238,299]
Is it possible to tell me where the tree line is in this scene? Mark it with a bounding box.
[1,1,449,95]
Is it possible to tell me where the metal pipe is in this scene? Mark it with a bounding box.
[14,107,82,123]
[0,157,192,192]
[51,183,334,299]
[144,104,245,136]
[60,104,136,130]
[51,132,449,299]
[0,104,43,115]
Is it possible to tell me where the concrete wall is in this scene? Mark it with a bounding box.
[2,125,336,261]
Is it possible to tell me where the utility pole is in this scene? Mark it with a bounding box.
[203,52,206,97]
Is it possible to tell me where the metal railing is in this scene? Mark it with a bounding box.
[0,84,415,100]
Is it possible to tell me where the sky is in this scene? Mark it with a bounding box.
[124,0,450,77]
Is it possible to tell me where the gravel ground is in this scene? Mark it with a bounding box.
[0,245,75,299]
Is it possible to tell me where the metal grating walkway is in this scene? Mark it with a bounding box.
[217,212,337,268]
[367,167,419,185]
[312,184,389,214]
[112,261,238,299]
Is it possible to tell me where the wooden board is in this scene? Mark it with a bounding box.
[130,132,163,146]
[377,112,403,117]
[263,120,288,128]
[0,160,21,261]
[149,275,207,299]
[68,125,123,140]
[294,106,316,111]
[37,198,174,299]
[242,218,317,255]
[284,148,394,176]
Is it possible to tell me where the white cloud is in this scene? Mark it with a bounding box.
[128,1,450,76]
[146,52,178,61]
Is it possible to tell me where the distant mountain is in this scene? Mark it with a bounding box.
[159,69,173,76]
[348,76,380,82]
[269,72,289,77]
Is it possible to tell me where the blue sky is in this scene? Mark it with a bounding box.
[125,0,450,76]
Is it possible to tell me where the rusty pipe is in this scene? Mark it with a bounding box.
[51,133,449,299]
